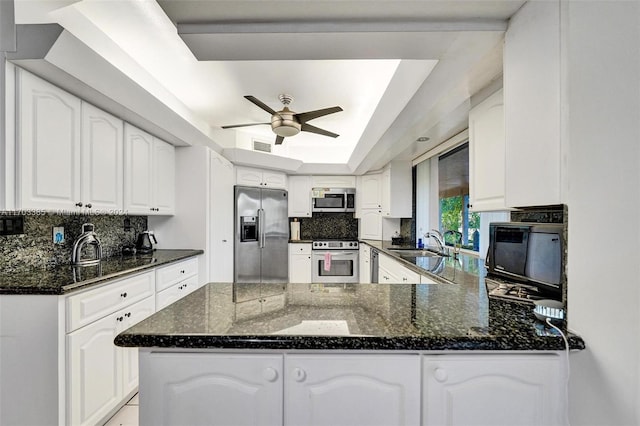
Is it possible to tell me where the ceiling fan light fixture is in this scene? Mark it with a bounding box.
[271,108,301,137]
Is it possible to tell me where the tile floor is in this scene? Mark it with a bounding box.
[103,393,139,426]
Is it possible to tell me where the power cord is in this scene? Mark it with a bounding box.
[546,317,571,425]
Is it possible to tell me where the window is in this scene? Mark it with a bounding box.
[437,143,479,251]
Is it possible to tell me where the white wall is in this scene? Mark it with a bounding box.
[415,159,430,241]
[564,1,640,424]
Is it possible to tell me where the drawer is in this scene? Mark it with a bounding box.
[156,257,199,292]
[66,271,155,333]
[155,275,200,310]
[289,243,312,255]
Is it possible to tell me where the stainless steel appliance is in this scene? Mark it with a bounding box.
[311,188,355,213]
[312,240,359,283]
[486,222,564,297]
[235,186,289,283]
[135,230,157,254]
[370,248,379,283]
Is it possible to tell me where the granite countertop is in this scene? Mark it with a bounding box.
[361,239,483,287]
[0,249,203,295]
[115,280,585,351]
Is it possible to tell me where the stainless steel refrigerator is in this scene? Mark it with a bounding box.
[234,185,289,283]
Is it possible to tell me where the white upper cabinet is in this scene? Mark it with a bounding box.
[288,175,312,217]
[124,124,154,214]
[504,1,563,207]
[152,138,175,214]
[81,102,124,211]
[359,209,383,240]
[17,69,82,211]
[236,166,287,189]
[468,89,506,212]
[124,123,175,215]
[381,161,412,218]
[358,173,382,210]
[311,175,356,188]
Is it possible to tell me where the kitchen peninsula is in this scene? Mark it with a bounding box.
[116,248,584,426]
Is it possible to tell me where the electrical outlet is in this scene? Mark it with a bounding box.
[53,227,65,244]
[0,216,24,235]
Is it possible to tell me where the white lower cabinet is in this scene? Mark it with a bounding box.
[379,252,421,284]
[155,275,199,310]
[285,354,421,426]
[139,352,420,426]
[140,353,283,426]
[67,295,155,426]
[67,310,122,426]
[138,351,567,426]
[423,354,565,426]
[289,243,312,283]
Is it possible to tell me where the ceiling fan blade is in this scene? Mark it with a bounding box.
[296,106,343,123]
[244,95,278,115]
[221,122,271,129]
[301,123,339,138]
[275,135,285,145]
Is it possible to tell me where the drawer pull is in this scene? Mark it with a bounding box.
[125,312,131,318]
[120,292,128,298]
[116,316,124,322]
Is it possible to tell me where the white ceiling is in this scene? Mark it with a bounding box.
[13,0,525,173]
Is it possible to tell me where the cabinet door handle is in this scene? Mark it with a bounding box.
[120,292,128,298]
[434,368,448,383]
[263,367,279,382]
[125,312,131,318]
[86,203,92,209]
[116,316,124,322]
[292,368,306,382]
[75,202,83,207]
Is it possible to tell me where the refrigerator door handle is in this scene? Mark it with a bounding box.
[258,208,265,248]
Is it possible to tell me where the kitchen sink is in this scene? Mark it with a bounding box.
[388,248,447,258]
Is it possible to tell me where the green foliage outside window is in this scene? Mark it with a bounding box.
[439,195,480,250]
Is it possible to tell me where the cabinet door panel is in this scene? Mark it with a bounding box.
[152,138,175,214]
[423,354,564,426]
[18,70,81,210]
[286,355,420,426]
[469,89,506,211]
[359,174,382,209]
[82,102,123,210]
[140,353,283,426]
[67,313,121,426]
[359,209,382,240]
[288,175,312,217]
[121,297,156,397]
[124,124,154,214]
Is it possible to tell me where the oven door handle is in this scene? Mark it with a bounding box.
[313,250,357,258]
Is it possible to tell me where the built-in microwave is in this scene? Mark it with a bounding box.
[311,188,355,213]
[486,222,564,295]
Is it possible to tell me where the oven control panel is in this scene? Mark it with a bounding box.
[312,240,359,250]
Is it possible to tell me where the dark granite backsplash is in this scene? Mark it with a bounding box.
[0,214,147,271]
[292,213,358,240]
[510,204,566,223]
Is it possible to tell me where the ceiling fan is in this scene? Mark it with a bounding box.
[221,94,343,145]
